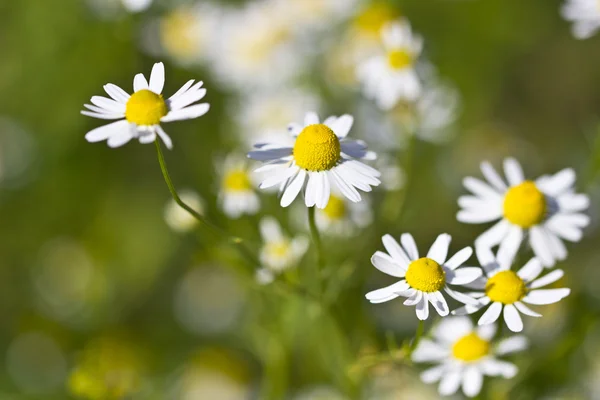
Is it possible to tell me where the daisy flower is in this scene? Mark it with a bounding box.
[315,193,373,236]
[81,62,210,149]
[452,246,570,332]
[356,19,423,110]
[457,157,590,267]
[248,112,380,208]
[255,217,308,284]
[561,0,600,39]
[121,0,152,13]
[365,233,482,320]
[412,316,527,398]
[217,155,260,219]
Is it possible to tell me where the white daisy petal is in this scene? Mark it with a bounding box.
[155,125,172,150]
[161,103,210,122]
[457,208,503,223]
[529,226,555,267]
[427,233,451,264]
[90,96,126,113]
[421,365,446,384]
[81,111,124,120]
[103,84,130,103]
[476,323,497,340]
[481,359,517,378]
[529,269,564,289]
[496,336,528,355]
[462,366,483,398]
[503,157,524,186]
[416,294,430,320]
[463,177,502,200]
[514,301,542,317]
[438,368,461,396]
[149,62,165,94]
[447,267,482,285]
[557,193,589,212]
[381,235,411,269]
[305,172,318,207]
[544,230,568,263]
[365,280,410,303]
[478,302,503,325]
[503,304,523,332]
[475,219,510,248]
[434,316,473,343]
[429,291,449,316]
[85,120,130,143]
[404,290,423,306]
[444,287,480,305]
[259,166,298,189]
[538,168,575,196]
[304,112,319,125]
[329,114,353,138]
[517,258,543,282]
[281,169,306,207]
[107,126,134,148]
[523,288,570,305]
[371,251,405,278]
[169,79,196,100]
[481,161,507,191]
[497,225,523,269]
[445,247,473,270]
[330,169,361,203]
[133,73,149,92]
[401,233,419,260]
[412,339,448,362]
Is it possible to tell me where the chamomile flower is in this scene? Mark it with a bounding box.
[248,112,380,208]
[255,217,308,284]
[452,246,571,333]
[365,233,481,320]
[412,316,527,398]
[561,0,600,39]
[356,19,423,110]
[217,155,260,219]
[457,158,590,267]
[81,62,210,149]
[315,194,373,236]
[121,0,152,13]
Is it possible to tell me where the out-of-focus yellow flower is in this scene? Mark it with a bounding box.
[68,337,143,400]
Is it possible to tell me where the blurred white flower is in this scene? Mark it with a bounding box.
[256,217,308,283]
[143,3,222,67]
[315,194,372,236]
[357,19,423,110]
[236,87,320,147]
[561,0,600,39]
[211,1,302,91]
[374,155,406,191]
[453,246,570,333]
[248,112,380,208]
[82,62,210,149]
[458,158,590,267]
[365,233,481,320]
[164,190,204,233]
[283,0,357,30]
[218,154,260,218]
[121,0,151,13]
[412,316,527,397]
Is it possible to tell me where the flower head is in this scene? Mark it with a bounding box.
[452,246,570,332]
[356,19,423,110]
[458,158,589,267]
[315,193,373,236]
[82,62,209,149]
[248,112,380,208]
[365,233,482,320]
[412,316,527,397]
[561,0,600,39]
[218,155,260,218]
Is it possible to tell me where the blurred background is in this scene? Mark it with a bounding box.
[1,0,600,398]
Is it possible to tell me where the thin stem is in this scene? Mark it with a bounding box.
[410,319,425,355]
[307,206,325,294]
[154,139,259,266]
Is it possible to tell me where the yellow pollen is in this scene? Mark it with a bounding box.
[405,257,446,293]
[223,170,252,192]
[266,241,290,259]
[125,89,168,126]
[452,333,490,362]
[485,270,527,304]
[387,50,412,70]
[354,3,400,35]
[503,180,547,228]
[323,195,347,220]
[293,124,341,171]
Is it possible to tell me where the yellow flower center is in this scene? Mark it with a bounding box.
[354,3,400,36]
[452,333,490,362]
[485,270,527,304]
[322,195,347,220]
[405,257,446,293]
[503,181,547,228]
[293,124,341,171]
[125,89,168,126]
[160,9,199,59]
[265,241,291,259]
[223,170,252,192]
[387,50,412,70]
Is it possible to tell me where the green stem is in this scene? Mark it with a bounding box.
[154,139,259,266]
[410,319,425,354]
[307,206,325,294]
